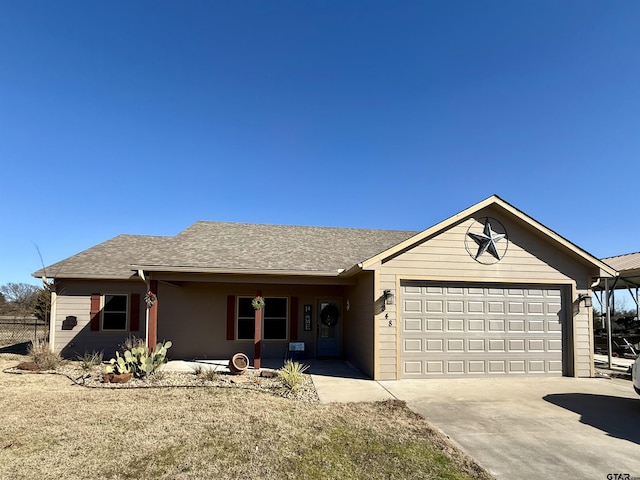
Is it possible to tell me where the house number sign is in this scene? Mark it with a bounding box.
[303,304,312,331]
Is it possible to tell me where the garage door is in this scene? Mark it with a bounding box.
[400,283,564,377]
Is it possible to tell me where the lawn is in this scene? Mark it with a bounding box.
[0,357,492,480]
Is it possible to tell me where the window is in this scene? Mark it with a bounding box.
[237,297,255,340]
[102,294,128,330]
[237,297,288,340]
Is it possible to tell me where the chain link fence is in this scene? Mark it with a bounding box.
[0,315,49,359]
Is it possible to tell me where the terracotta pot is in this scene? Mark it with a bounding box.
[103,372,132,383]
[228,353,249,375]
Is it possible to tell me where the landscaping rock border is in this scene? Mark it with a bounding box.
[3,362,319,402]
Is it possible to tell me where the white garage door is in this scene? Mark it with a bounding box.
[400,283,565,377]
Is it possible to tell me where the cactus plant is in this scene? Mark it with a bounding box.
[105,352,132,374]
[104,340,172,378]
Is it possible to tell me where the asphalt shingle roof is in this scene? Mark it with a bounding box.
[34,222,418,280]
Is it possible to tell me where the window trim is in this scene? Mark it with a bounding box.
[101,293,129,332]
[236,296,289,341]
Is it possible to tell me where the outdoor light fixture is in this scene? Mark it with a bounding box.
[383,289,394,305]
[578,294,592,308]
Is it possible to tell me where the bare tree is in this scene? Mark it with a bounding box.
[0,283,39,317]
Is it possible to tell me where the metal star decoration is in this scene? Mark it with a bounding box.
[467,218,506,261]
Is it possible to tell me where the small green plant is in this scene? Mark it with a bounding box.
[278,360,309,392]
[76,350,103,371]
[28,339,61,370]
[105,340,173,378]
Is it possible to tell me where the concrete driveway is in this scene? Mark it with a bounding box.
[380,376,640,480]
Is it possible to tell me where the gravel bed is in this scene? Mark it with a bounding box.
[4,362,319,402]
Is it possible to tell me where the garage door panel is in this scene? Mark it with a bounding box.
[447,300,464,313]
[509,360,526,373]
[404,299,422,312]
[426,361,444,373]
[489,339,506,351]
[403,361,423,374]
[426,339,444,352]
[447,319,464,331]
[400,283,564,378]
[508,302,524,314]
[526,289,544,297]
[402,355,562,376]
[426,300,444,313]
[425,286,443,295]
[528,319,545,332]
[548,360,563,373]
[508,319,525,332]
[488,302,505,314]
[488,319,505,331]
[488,361,506,373]
[468,319,485,331]
[468,301,484,313]
[468,361,485,373]
[403,317,422,332]
[426,319,443,331]
[447,361,465,374]
[403,286,422,294]
[547,339,562,351]
[446,287,464,295]
[527,302,544,314]
[403,338,423,352]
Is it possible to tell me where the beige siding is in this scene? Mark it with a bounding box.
[374,207,598,380]
[343,272,374,378]
[158,282,344,360]
[52,278,347,361]
[52,280,147,357]
[377,272,399,380]
[573,301,593,377]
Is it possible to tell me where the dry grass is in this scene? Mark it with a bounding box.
[0,356,492,480]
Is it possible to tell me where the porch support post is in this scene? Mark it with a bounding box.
[147,279,158,350]
[254,289,262,369]
[254,307,262,369]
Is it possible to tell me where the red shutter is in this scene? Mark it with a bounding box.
[290,296,298,341]
[226,295,235,340]
[130,294,140,332]
[90,294,101,331]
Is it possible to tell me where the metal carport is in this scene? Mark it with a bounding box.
[593,251,640,368]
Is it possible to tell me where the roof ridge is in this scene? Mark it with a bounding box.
[184,220,418,234]
[116,233,174,239]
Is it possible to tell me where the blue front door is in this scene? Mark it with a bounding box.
[317,300,341,357]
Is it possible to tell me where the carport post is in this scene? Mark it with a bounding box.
[605,278,612,369]
[627,285,639,325]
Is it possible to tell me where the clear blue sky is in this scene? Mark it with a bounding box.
[1,1,639,287]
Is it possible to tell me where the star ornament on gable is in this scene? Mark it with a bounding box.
[465,217,509,264]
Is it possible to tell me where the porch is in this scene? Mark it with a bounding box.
[159,357,393,403]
